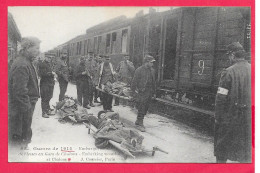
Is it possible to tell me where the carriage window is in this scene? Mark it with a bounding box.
[121,29,128,53]
[97,36,102,54]
[94,37,98,54]
[111,32,117,54]
[106,33,111,53]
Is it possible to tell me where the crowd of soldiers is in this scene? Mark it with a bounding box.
[8,36,251,163]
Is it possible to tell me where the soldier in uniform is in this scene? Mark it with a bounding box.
[38,55,56,118]
[55,54,69,101]
[9,37,41,148]
[131,55,156,132]
[85,52,97,107]
[97,55,116,112]
[93,55,103,103]
[114,54,135,106]
[214,42,251,163]
[75,56,91,109]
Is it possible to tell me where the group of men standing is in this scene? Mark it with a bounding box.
[8,36,252,163]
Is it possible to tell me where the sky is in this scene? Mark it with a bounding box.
[8,6,171,52]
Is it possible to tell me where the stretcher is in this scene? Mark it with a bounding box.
[96,87,131,101]
[83,122,169,159]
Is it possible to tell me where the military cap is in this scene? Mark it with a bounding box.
[226,42,245,55]
[143,55,155,63]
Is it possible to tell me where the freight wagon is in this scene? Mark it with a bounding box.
[50,7,251,116]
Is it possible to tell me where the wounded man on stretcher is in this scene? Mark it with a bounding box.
[85,111,145,153]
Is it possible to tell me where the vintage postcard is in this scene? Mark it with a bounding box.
[1,0,255,172]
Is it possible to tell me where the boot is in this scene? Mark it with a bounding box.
[47,109,55,116]
[90,102,95,107]
[84,105,91,109]
[135,119,145,132]
[42,113,49,118]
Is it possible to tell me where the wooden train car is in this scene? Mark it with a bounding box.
[49,7,251,116]
[155,7,251,115]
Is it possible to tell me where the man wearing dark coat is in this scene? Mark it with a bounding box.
[114,54,135,106]
[55,54,69,101]
[97,55,116,112]
[75,56,91,109]
[214,42,251,163]
[9,37,41,148]
[38,55,55,118]
[131,55,156,132]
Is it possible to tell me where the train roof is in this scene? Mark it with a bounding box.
[86,15,130,36]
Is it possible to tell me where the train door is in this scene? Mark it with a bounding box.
[162,17,178,81]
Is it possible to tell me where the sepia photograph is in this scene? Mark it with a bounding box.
[7,6,252,165]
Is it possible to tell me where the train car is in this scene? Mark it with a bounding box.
[8,12,21,69]
[154,7,251,115]
[126,7,250,116]
[50,7,251,117]
[67,34,87,80]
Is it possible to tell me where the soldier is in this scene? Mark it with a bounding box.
[131,55,156,132]
[214,42,251,163]
[97,55,116,112]
[9,37,41,148]
[55,54,69,101]
[75,56,91,109]
[85,52,97,107]
[114,54,135,106]
[38,55,56,118]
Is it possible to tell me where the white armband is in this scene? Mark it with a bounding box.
[217,87,229,95]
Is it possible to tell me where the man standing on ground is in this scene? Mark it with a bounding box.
[75,56,91,109]
[55,54,69,101]
[93,55,103,103]
[131,55,156,132]
[85,52,97,107]
[38,55,56,118]
[97,55,116,112]
[9,37,41,148]
[214,42,251,163]
[114,54,135,106]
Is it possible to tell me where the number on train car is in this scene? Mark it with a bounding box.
[198,60,205,75]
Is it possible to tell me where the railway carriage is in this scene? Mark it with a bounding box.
[49,7,251,117]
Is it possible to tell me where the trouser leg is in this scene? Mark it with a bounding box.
[40,84,49,114]
[88,80,93,103]
[114,97,119,105]
[22,102,36,144]
[83,80,89,108]
[59,79,68,101]
[102,92,112,110]
[94,88,99,101]
[136,96,151,125]
[76,81,83,105]
[102,92,107,110]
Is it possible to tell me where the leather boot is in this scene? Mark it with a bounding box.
[135,119,145,132]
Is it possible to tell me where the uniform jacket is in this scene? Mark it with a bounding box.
[131,65,156,101]
[214,60,251,162]
[55,60,69,82]
[75,62,91,81]
[116,60,135,84]
[85,59,98,78]
[38,60,54,86]
[9,56,40,113]
[97,62,116,86]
